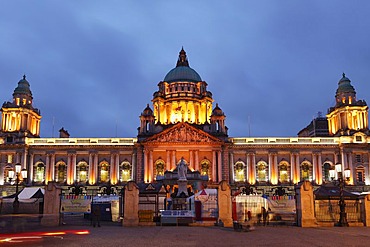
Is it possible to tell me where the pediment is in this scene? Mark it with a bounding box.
[144,122,222,143]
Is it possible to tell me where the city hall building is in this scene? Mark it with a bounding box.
[1,48,370,198]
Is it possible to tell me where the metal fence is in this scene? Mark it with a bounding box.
[314,200,361,223]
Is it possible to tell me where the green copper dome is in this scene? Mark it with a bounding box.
[13,75,32,96]
[336,73,355,94]
[163,48,202,83]
[164,66,202,83]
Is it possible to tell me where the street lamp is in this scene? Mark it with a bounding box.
[8,163,27,214]
[329,163,350,227]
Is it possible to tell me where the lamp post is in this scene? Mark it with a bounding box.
[8,163,27,214]
[329,163,350,227]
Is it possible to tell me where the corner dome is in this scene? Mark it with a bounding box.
[13,75,32,96]
[212,103,224,116]
[163,48,202,83]
[141,104,154,116]
[336,73,355,94]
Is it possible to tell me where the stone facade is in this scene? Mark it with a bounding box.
[1,50,370,199]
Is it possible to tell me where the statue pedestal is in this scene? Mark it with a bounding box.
[176,179,188,197]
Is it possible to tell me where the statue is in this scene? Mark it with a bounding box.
[177,157,187,180]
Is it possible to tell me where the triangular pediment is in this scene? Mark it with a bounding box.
[144,122,222,143]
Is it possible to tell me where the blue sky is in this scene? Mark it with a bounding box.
[1,1,369,138]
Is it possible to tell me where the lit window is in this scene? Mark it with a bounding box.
[120,161,131,182]
[77,162,88,183]
[7,154,13,164]
[35,163,45,183]
[256,162,268,182]
[234,161,245,182]
[100,163,109,183]
[200,160,210,177]
[56,163,66,183]
[278,163,289,183]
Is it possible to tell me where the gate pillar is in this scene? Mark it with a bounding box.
[295,181,317,227]
[218,180,233,227]
[41,182,62,226]
[361,194,370,227]
[123,181,139,226]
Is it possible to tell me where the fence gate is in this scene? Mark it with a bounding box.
[60,185,124,226]
[314,199,362,224]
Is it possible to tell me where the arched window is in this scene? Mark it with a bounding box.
[234,160,246,182]
[322,162,333,182]
[300,160,312,181]
[99,161,110,183]
[120,161,131,182]
[34,162,45,183]
[200,159,210,178]
[77,161,88,183]
[278,161,290,183]
[155,159,165,179]
[256,161,268,183]
[4,166,12,184]
[55,161,66,183]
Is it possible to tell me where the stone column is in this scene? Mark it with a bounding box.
[88,153,94,185]
[230,152,235,183]
[123,181,139,226]
[149,150,153,182]
[94,154,98,184]
[115,153,120,184]
[195,150,199,171]
[212,151,216,182]
[295,181,317,227]
[189,150,193,170]
[348,152,353,185]
[172,151,176,170]
[166,150,171,171]
[143,149,148,183]
[312,153,317,183]
[317,153,323,185]
[45,154,51,184]
[28,153,34,186]
[41,182,62,226]
[50,153,55,182]
[110,153,116,184]
[218,151,222,182]
[218,181,233,227]
[131,152,136,181]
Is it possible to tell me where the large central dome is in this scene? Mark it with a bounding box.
[163,48,202,83]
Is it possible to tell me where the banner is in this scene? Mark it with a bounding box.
[61,195,92,213]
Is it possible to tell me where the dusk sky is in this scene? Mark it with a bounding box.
[1,1,370,138]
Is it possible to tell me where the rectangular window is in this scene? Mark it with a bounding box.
[355,154,362,163]
[7,154,13,164]
[357,171,364,183]
[356,136,362,142]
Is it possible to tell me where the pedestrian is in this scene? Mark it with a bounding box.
[262,207,267,226]
[247,210,252,222]
[92,204,101,227]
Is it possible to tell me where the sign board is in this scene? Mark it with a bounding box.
[61,195,92,213]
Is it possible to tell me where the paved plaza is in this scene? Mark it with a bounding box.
[2,224,370,247]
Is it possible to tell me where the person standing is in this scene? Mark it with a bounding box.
[92,204,101,227]
[262,207,267,226]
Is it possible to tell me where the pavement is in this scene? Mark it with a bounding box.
[1,222,370,247]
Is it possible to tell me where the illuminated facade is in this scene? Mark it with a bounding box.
[1,49,370,194]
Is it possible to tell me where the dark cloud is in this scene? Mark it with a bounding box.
[1,1,370,138]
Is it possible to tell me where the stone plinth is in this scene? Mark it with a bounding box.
[361,194,370,227]
[123,181,139,227]
[41,182,62,226]
[218,181,233,227]
[176,179,188,197]
[295,181,317,227]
